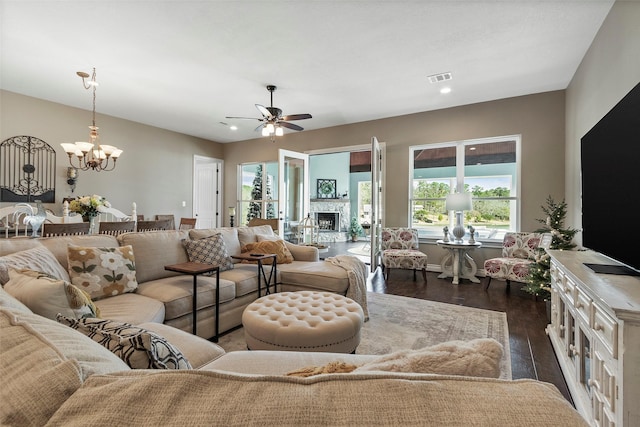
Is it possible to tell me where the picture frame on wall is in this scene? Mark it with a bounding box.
[317,179,337,199]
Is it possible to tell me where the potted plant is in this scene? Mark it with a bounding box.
[349,216,363,242]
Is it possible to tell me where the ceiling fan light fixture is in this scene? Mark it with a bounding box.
[261,127,270,137]
[266,123,275,133]
[275,126,284,136]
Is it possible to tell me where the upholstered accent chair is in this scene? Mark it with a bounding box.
[381,227,428,281]
[484,232,543,291]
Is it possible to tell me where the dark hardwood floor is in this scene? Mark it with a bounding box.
[323,240,572,404]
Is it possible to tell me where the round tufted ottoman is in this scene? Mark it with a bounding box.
[242,291,365,353]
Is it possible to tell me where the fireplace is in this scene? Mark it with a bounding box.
[315,212,341,232]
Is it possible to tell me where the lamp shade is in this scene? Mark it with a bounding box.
[228,207,236,216]
[445,192,472,212]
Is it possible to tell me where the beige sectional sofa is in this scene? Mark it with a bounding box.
[0,229,588,426]
[1,286,588,426]
[0,225,352,340]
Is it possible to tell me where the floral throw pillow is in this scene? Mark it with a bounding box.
[67,245,138,300]
[4,268,99,320]
[182,234,234,273]
[57,315,192,369]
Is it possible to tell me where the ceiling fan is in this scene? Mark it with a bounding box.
[226,85,312,140]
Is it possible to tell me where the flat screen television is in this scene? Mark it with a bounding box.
[580,82,640,274]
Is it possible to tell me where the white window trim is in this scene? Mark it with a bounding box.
[408,134,522,243]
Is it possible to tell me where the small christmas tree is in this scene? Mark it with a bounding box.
[523,196,579,299]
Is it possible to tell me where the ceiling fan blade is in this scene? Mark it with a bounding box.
[225,116,262,121]
[281,113,312,121]
[279,121,304,131]
[254,123,266,132]
[255,104,273,119]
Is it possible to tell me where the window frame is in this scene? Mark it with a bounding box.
[408,135,521,244]
[237,161,279,226]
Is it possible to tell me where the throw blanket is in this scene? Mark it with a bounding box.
[325,255,369,321]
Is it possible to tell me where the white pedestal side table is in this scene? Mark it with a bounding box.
[436,240,482,284]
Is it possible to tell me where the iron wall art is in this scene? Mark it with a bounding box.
[0,135,56,202]
[316,178,337,199]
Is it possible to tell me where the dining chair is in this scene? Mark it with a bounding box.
[98,221,136,236]
[136,219,174,232]
[155,214,176,230]
[41,222,90,237]
[178,217,197,230]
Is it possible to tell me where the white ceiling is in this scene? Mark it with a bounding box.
[1,0,614,143]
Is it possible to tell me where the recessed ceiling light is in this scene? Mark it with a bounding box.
[230,125,238,131]
[440,87,451,94]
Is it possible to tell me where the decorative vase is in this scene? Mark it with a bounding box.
[86,213,98,234]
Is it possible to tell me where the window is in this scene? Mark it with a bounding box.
[239,162,278,226]
[409,135,520,242]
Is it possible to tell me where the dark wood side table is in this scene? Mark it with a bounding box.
[164,261,220,341]
[231,253,278,296]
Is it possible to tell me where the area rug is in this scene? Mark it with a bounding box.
[217,292,512,379]
[347,244,370,256]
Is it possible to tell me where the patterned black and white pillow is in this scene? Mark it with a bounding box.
[56,315,192,370]
[182,234,234,273]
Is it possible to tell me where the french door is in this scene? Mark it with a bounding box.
[370,137,384,271]
[278,149,309,240]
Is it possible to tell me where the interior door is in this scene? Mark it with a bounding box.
[370,137,384,271]
[193,155,222,229]
[278,149,309,240]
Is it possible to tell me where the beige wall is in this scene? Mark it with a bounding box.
[223,91,566,265]
[565,0,640,247]
[1,90,224,221]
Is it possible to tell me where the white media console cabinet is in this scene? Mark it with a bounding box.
[546,250,640,426]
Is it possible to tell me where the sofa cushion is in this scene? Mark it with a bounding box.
[189,227,242,261]
[135,275,236,321]
[237,225,275,247]
[219,264,262,298]
[57,316,192,369]
[1,309,84,427]
[241,239,294,264]
[67,244,138,300]
[45,370,589,426]
[277,261,349,294]
[39,234,119,270]
[0,245,70,285]
[202,350,377,374]
[0,238,43,256]
[0,283,32,314]
[4,268,99,320]
[139,322,226,369]
[94,292,165,324]
[183,234,233,272]
[0,306,129,380]
[117,230,190,283]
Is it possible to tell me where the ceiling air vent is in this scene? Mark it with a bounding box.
[428,72,452,84]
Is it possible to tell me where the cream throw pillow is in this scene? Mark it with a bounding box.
[67,244,138,300]
[0,246,70,285]
[4,268,99,320]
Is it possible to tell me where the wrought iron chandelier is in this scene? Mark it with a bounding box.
[61,68,122,171]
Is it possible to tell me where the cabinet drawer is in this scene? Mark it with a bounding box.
[561,273,575,305]
[593,305,618,359]
[575,287,592,324]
